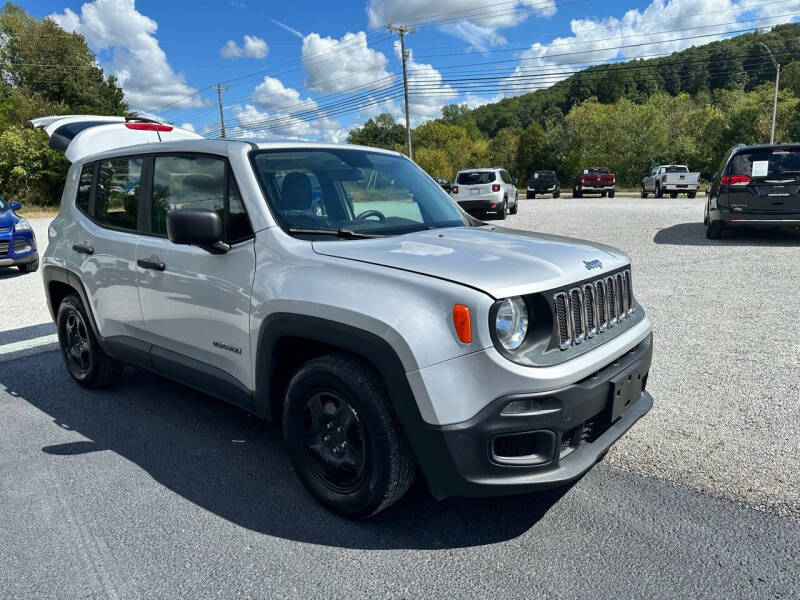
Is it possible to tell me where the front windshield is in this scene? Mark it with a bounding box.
[251,149,470,236]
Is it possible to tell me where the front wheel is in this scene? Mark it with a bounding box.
[56,294,123,388]
[608,190,615,198]
[553,191,560,199]
[18,258,39,273]
[670,192,678,199]
[573,189,582,198]
[640,186,647,198]
[283,354,415,518]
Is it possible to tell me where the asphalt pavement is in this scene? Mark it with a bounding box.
[1,202,799,599]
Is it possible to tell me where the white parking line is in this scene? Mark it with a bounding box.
[0,334,59,358]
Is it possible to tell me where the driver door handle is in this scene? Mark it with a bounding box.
[137,258,165,271]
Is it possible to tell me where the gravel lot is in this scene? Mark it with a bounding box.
[1,202,799,598]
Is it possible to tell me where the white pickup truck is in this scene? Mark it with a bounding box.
[641,165,699,198]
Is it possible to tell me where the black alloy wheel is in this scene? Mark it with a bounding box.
[301,390,367,494]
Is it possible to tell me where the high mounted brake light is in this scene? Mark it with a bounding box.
[125,123,174,132]
[721,174,751,186]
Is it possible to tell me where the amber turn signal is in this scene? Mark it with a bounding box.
[452,304,472,344]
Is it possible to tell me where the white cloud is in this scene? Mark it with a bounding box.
[180,122,196,133]
[49,0,205,112]
[220,35,269,59]
[367,0,556,40]
[302,31,391,93]
[395,42,458,123]
[500,0,800,97]
[235,76,344,141]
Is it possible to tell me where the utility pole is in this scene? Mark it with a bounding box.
[759,43,780,144]
[387,24,416,159]
[211,83,228,138]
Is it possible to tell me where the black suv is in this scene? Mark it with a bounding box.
[706,144,800,239]
[526,170,560,198]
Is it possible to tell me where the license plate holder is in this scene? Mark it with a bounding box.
[608,364,645,422]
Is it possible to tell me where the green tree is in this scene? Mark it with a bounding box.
[488,127,519,177]
[0,127,67,204]
[346,113,406,150]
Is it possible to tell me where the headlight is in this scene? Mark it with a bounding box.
[495,296,529,350]
[14,219,31,232]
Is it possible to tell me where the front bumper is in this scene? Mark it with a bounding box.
[0,232,38,267]
[405,334,653,499]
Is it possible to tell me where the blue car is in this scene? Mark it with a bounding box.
[0,197,39,273]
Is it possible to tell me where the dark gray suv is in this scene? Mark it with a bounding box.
[706,144,800,239]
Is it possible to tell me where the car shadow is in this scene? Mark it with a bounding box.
[2,351,573,550]
[0,266,25,279]
[653,222,800,246]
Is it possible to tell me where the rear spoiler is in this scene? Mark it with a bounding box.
[29,115,202,162]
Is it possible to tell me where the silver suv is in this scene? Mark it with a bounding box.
[37,116,654,518]
[450,167,518,218]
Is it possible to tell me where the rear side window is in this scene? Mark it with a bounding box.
[76,163,93,214]
[730,149,800,179]
[152,155,252,242]
[95,157,142,231]
[457,171,495,184]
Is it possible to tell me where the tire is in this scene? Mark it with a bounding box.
[655,184,663,199]
[56,294,123,388]
[18,258,39,273]
[688,192,696,199]
[640,186,647,198]
[608,190,615,198]
[601,192,607,198]
[282,353,416,519]
[553,191,560,199]
[706,221,724,239]
[670,192,678,199]
[526,191,534,199]
[573,189,582,198]
[498,198,507,220]
[509,196,518,214]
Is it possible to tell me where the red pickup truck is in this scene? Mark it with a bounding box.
[573,167,616,198]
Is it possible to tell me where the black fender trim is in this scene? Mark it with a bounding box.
[254,313,457,496]
[42,265,100,335]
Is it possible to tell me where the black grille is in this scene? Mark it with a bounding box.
[494,434,537,458]
[570,289,584,342]
[560,426,581,457]
[596,280,606,329]
[13,238,30,252]
[607,276,617,324]
[555,293,570,350]
[0,241,8,255]
[583,284,596,335]
[555,269,634,350]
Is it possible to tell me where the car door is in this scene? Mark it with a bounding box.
[644,167,656,191]
[68,156,146,339]
[135,154,256,392]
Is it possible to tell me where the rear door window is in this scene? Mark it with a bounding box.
[76,162,94,214]
[95,157,142,231]
[730,148,800,180]
[457,171,496,184]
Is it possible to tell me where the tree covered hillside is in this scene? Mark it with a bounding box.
[349,24,800,188]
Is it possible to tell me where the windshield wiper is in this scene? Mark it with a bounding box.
[288,227,384,239]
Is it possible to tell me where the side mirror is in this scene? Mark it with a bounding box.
[166,208,229,253]
[9,201,22,211]
[512,177,518,185]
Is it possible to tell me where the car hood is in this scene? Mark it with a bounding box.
[312,226,630,299]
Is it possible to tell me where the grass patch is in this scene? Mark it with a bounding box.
[17,207,59,219]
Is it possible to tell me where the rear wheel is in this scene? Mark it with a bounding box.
[509,196,518,214]
[706,220,724,239]
[670,192,678,199]
[688,192,697,199]
[573,188,582,198]
[282,353,415,518]
[655,183,663,199]
[18,258,39,273]
[56,294,123,388]
[608,190,615,198]
[601,192,607,198]
[498,197,507,220]
[553,190,560,199]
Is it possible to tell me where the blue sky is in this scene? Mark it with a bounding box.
[28,0,800,140]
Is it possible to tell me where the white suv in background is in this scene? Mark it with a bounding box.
[35,115,653,518]
[450,167,518,219]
